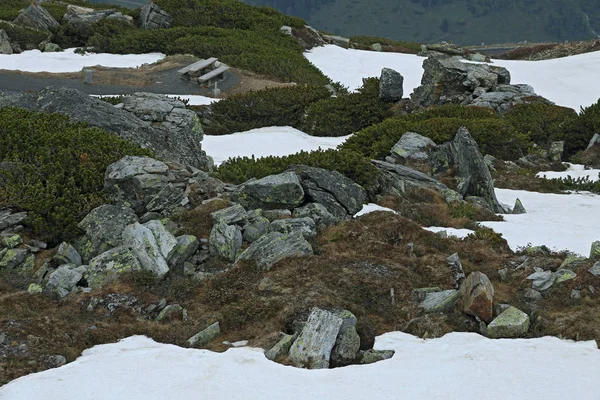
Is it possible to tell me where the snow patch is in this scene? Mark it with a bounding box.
[537,163,600,182]
[424,227,475,238]
[354,203,397,217]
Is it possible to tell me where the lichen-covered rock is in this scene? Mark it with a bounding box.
[487,306,530,338]
[140,2,173,29]
[209,222,242,263]
[379,68,404,102]
[554,269,577,284]
[122,222,169,277]
[86,247,142,288]
[0,233,22,249]
[167,235,199,269]
[527,269,556,291]
[28,283,43,294]
[210,204,247,225]
[237,231,313,270]
[155,304,184,322]
[236,172,305,210]
[293,203,338,229]
[0,248,29,269]
[0,210,28,231]
[358,349,395,364]
[548,141,565,162]
[145,183,187,214]
[265,333,296,361]
[270,217,316,239]
[76,204,138,263]
[188,322,220,348]
[13,4,59,31]
[513,198,527,214]
[46,264,87,298]
[418,290,460,313]
[330,310,361,367]
[590,241,600,260]
[53,242,82,266]
[143,220,177,260]
[0,30,13,55]
[242,214,270,243]
[447,253,466,289]
[391,132,436,161]
[64,5,132,27]
[589,262,600,276]
[289,308,343,369]
[461,272,494,322]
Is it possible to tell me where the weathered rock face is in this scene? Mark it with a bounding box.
[122,222,170,277]
[418,290,460,313]
[287,25,326,50]
[270,217,316,239]
[167,235,198,269]
[447,253,466,289]
[13,4,59,31]
[237,231,313,270]
[391,132,436,161]
[76,205,139,263]
[487,306,530,338]
[330,310,361,367]
[0,88,212,170]
[86,247,142,288]
[431,127,504,213]
[188,322,220,348]
[211,204,247,225]
[293,203,338,229]
[461,272,494,322]
[0,30,13,55]
[289,308,344,369]
[54,243,82,266]
[140,2,173,30]
[0,210,28,232]
[64,5,132,27]
[265,333,296,361]
[379,68,404,102]
[209,222,242,263]
[236,172,305,210]
[292,166,367,219]
[46,264,87,298]
[527,269,556,291]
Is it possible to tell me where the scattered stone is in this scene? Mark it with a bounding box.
[264,333,296,361]
[237,231,313,270]
[418,290,460,313]
[237,172,304,210]
[412,287,441,303]
[379,68,404,102]
[560,255,586,270]
[143,220,178,260]
[461,272,494,322]
[523,288,543,301]
[447,253,466,289]
[527,269,556,291]
[0,248,29,269]
[27,283,43,294]
[498,268,509,282]
[209,222,242,263]
[289,308,343,369]
[357,349,395,364]
[270,217,317,239]
[263,209,292,221]
[46,264,87,298]
[589,262,600,276]
[210,204,246,225]
[155,304,184,322]
[54,242,82,266]
[590,241,600,260]
[554,269,577,284]
[140,2,172,29]
[86,247,142,288]
[13,4,59,31]
[243,215,270,243]
[122,222,169,277]
[548,141,565,162]
[512,198,527,214]
[0,233,22,249]
[487,306,530,338]
[188,322,221,347]
[167,235,199,269]
[330,310,361,367]
[571,289,581,300]
[46,355,67,368]
[0,30,13,55]
[391,132,436,161]
[293,203,338,229]
[323,34,350,48]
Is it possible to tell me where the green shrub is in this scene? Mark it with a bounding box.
[0,108,152,243]
[504,103,578,146]
[302,78,392,137]
[559,99,600,157]
[0,22,48,51]
[404,104,499,121]
[350,35,421,54]
[51,18,134,49]
[215,149,380,188]
[205,85,331,135]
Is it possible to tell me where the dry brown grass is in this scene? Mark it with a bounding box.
[172,199,230,240]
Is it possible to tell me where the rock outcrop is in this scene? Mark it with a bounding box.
[390,132,436,161]
[64,5,132,27]
[140,2,173,29]
[379,68,404,102]
[0,30,13,55]
[13,4,59,31]
[461,272,494,322]
[237,231,312,269]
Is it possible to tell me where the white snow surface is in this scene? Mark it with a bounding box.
[537,163,600,182]
[0,48,165,73]
[3,333,599,400]
[424,226,475,238]
[354,203,397,217]
[202,126,350,165]
[481,188,600,255]
[305,45,600,111]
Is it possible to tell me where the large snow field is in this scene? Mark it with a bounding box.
[203,126,350,165]
[305,45,600,111]
[0,48,165,73]
[537,163,600,182]
[2,333,598,400]
[481,188,600,256]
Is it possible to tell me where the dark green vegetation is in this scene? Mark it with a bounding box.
[242,0,600,45]
[0,108,152,243]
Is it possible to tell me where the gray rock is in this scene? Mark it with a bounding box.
[548,141,564,162]
[587,133,600,149]
[589,262,600,276]
[188,322,220,347]
[270,217,316,239]
[523,288,543,301]
[64,5,132,27]
[140,2,173,29]
[46,264,86,298]
[358,349,395,364]
[370,43,383,52]
[527,269,556,291]
[0,88,211,169]
[379,68,404,102]
[167,235,199,269]
[289,308,343,369]
[487,306,530,338]
[263,209,292,221]
[13,4,59,31]
[46,355,67,368]
[391,132,436,161]
[554,269,577,283]
[242,215,270,243]
[590,241,600,260]
[461,272,494,322]
[0,30,13,55]
[465,52,487,62]
[210,204,247,225]
[86,247,142,288]
[0,210,28,231]
[0,248,29,269]
[494,303,511,317]
[237,172,305,210]
[513,198,526,214]
[265,333,296,361]
[42,42,61,53]
[155,304,184,322]
[447,253,466,289]
[76,204,138,263]
[54,242,82,266]
[412,287,442,302]
[1,233,22,248]
[280,25,292,35]
[209,222,242,263]
[431,127,504,213]
[571,289,581,299]
[292,166,367,219]
[143,220,178,260]
[418,290,460,313]
[323,34,350,48]
[330,310,361,367]
[237,231,313,270]
[293,203,338,229]
[122,222,170,277]
[145,183,187,214]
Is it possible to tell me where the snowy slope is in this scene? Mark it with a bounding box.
[0,48,165,73]
[203,126,350,165]
[305,45,600,111]
[481,188,600,255]
[2,333,598,400]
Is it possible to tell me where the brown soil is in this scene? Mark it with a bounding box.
[225,68,296,97]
